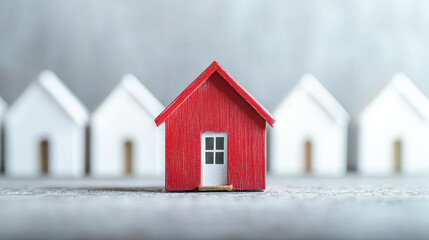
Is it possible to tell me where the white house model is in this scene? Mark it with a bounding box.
[358,73,429,175]
[270,74,349,176]
[91,74,164,177]
[5,70,88,177]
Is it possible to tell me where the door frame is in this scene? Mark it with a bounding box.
[201,132,228,186]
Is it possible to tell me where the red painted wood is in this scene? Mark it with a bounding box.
[155,61,275,127]
[157,62,274,191]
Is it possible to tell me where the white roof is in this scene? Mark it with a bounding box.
[277,74,349,125]
[24,70,88,125]
[94,74,164,119]
[360,73,429,122]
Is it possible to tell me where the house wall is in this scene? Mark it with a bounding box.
[91,87,164,177]
[165,72,266,191]
[5,84,85,177]
[359,88,429,175]
[271,87,347,176]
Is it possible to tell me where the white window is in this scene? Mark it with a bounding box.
[204,135,226,164]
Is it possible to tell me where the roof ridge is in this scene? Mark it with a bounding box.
[155,61,275,127]
[38,70,88,125]
[120,74,165,118]
[358,73,429,123]
[299,74,349,124]
[92,74,164,119]
[391,73,429,122]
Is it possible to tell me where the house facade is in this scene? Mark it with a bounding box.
[91,74,165,177]
[155,61,275,191]
[358,73,429,175]
[270,74,349,176]
[5,70,88,177]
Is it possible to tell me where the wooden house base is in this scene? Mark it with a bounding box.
[198,185,233,192]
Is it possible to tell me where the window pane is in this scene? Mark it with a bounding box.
[215,152,224,164]
[206,137,214,150]
[206,152,214,164]
[216,137,224,150]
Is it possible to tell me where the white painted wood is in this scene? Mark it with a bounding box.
[91,74,165,177]
[202,132,228,186]
[358,73,429,175]
[5,70,88,177]
[270,74,349,176]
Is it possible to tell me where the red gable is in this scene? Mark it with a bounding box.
[155,61,275,127]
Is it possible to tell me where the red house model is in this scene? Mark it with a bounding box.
[155,61,275,191]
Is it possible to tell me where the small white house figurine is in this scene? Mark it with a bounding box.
[5,70,88,177]
[91,74,165,177]
[270,74,349,176]
[358,73,429,175]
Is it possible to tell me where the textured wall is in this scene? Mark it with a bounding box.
[1,0,429,169]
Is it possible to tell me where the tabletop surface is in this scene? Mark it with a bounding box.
[0,176,428,240]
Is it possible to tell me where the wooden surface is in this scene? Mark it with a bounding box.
[1,176,429,240]
[198,185,233,191]
[161,62,271,191]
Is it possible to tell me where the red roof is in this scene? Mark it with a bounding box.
[155,61,275,127]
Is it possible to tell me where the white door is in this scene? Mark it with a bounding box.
[202,132,228,186]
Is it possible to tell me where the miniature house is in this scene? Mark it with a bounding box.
[155,61,275,191]
[270,74,349,176]
[91,74,165,177]
[358,73,429,175]
[5,70,88,177]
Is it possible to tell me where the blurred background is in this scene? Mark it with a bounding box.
[1,0,429,170]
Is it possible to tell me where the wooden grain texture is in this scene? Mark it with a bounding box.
[157,61,274,191]
[198,185,233,191]
[155,61,275,127]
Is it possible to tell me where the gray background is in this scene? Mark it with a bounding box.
[1,0,429,169]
